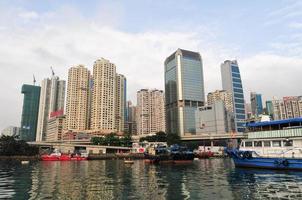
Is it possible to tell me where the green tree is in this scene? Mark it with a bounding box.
[0,135,38,156]
[166,133,181,146]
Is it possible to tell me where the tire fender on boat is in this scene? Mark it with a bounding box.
[282,159,289,167]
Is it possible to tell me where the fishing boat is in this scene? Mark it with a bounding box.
[41,149,88,161]
[227,117,302,170]
[170,144,194,163]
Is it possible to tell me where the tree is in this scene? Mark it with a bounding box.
[166,133,181,146]
[0,135,38,156]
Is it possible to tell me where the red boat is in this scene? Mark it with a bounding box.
[41,150,88,161]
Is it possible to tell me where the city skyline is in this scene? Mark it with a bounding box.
[1,1,302,131]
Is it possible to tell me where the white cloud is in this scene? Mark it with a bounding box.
[18,11,39,20]
[289,22,302,29]
[0,4,302,131]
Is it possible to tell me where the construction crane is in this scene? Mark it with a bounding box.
[33,74,36,85]
[50,66,55,76]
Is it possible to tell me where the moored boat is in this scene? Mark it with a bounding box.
[226,149,302,170]
[41,149,88,161]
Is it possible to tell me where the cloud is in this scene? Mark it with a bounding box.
[289,22,302,29]
[0,3,302,131]
[18,11,39,20]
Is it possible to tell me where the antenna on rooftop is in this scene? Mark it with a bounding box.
[33,74,36,85]
[50,66,55,76]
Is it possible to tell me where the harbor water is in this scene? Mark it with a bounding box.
[1,159,302,199]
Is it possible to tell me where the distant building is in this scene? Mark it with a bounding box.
[46,115,65,141]
[20,84,41,141]
[1,126,20,137]
[36,74,65,141]
[265,100,274,119]
[268,96,302,120]
[221,60,246,133]
[250,92,263,117]
[207,90,233,112]
[165,49,205,138]
[125,101,137,135]
[115,73,127,133]
[195,101,231,135]
[136,89,165,135]
[65,65,90,131]
[90,58,117,134]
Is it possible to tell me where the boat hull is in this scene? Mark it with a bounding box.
[227,149,302,170]
[41,155,87,161]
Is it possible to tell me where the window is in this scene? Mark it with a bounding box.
[254,141,262,147]
[272,141,281,147]
[234,93,244,99]
[263,141,271,147]
[233,83,242,88]
[283,140,293,147]
[234,88,243,93]
[245,141,252,147]
[232,73,241,78]
[231,65,240,73]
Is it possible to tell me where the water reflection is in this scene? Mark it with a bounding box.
[1,159,302,199]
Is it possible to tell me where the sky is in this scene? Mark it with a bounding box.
[0,0,302,131]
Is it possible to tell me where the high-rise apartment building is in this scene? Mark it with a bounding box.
[1,126,20,137]
[250,92,263,117]
[36,75,65,141]
[20,84,41,141]
[207,90,233,112]
[65,65,90,131]
[268,96,302,120]
[90,58,117,134]
[46,115,65,141]
[136,89,165,135]
[165,49,205,138]
[221,60,246,133]
[115,73,126,133]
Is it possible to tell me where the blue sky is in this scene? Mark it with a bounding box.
[0,0,302,130]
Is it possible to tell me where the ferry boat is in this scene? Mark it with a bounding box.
[41,149,88,161]
[227,118,302,170]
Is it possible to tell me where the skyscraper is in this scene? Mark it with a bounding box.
[136,89,165,135]
[20,84,41,141]
[221,60,246,133]
[125,101,137,135]
[36,75,65,141]
[65,65,90,131]
[165,49,205,138]
[250,92,263,117]
[90,58,116,134]
[115,73,126,133]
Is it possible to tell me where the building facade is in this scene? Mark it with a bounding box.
[268,96,302,120]
[115,74,126,133]
[46,115,65,141]
[250,92,263,117]
[20,84,41,141]
[136,89,165,135]
[221,60,246,133]
[165,49,205,138]
[195,101,230,135]
[1,126,20,137]
[90,58,117,134]
[125,101,137,135]
[36,75,65,141]
[207,90,233,112]
[65,65,90,131]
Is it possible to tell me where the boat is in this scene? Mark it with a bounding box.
[227,117,302,170]
[124,159,134,164]
[41,149,88,161]
[170,144,194,163]
[226,148,302,170]
[144,143,172,164]
[144,143,194,164]
[194,146,215,159]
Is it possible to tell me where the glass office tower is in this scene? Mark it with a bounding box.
[250,92,263,116]
[221,60,246,133]
[165,49,205,138]
[20,84,41,141]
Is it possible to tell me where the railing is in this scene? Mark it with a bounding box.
[248,128,302,139]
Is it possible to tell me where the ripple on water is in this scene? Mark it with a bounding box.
[1,159,302,199]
